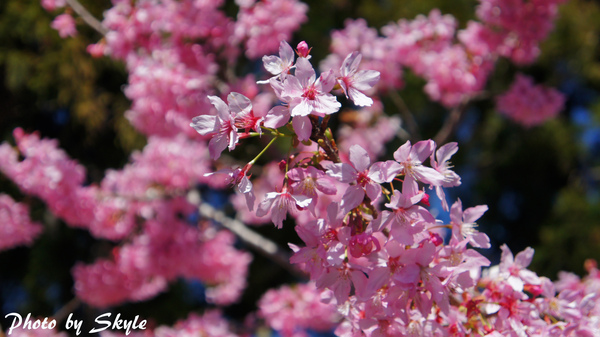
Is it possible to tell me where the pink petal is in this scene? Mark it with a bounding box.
[368,160,402,183]
[412,140,436,163]
[340,185,364,214]
[365,181,381,204]
[292,115,312,141]
[348,87,373,107]
[227,92,252,115]
[352,69,380,90]
[208,95,230,120]
[341,51,361,77]
[256,192,278,217]
[349,144,371,172]
[514,247,535,268]
[325,163,357,183]
[393,141,412,162]
[463,204,488,224]
[208,132,229,160]
[190,115,218,135]
[264,105,290,128]
[435,142,459,164]
[295,57,316,87]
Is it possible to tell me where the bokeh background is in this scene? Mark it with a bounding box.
[1,0,599,334]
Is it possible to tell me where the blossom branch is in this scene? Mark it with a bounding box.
[309,115,340,163]
[433,104,466,145]
[193,192,307,280]
[389,90,421,141]
[52,298,81,324]
[64,0,108,35]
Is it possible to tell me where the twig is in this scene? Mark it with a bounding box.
[53,298,81,323]
[309,115,341,163]
[65,0,108,35]
[388,90,421,141]
[433,104,465,145]
[192,191,308,280]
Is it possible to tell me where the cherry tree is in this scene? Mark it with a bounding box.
[3,0,600,336]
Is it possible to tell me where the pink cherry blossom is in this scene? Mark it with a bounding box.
[191,94,244,159]
[51,13,77,38]
[256,186,312,228]
[283,58,341,118]
[496,73,565,127]
[338,52,380,106]
[258,40,296,84]
[449,199,490,249]
[393,140,445,186]
[0,194,43,251]
[326,144,393,205]
[430,142,462,211]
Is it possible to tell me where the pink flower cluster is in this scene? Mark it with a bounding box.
[496,73,566,127]
[258,282,340,337]
[322,0,566,108]
[50,13,77,38]
[235,0,308,59]
[73,209,252,307]
[475,0,568,64]
[0,194,43,251]
[0,129,251,307]
[0,128,94,228]
[93,0,308,138]
[196,44,599,335]
[15,0,589,335]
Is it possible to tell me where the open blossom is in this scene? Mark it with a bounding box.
[393,140,445,186]
[256,186,312,228]
[278,57,341,140]
[380,180,436,245]
[449,199,490,249]
[258,40,295,84]
[338,52,380,106]
[496,73,565,127]
[287,166,337,214]
[191,94,246,159]
[430,142,461,211]
[326,144,401,207]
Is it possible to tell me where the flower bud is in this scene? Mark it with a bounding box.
[296,41,312,58]
[419,191,430,207]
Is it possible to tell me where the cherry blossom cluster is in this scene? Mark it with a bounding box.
[475,0,568,64]
[322,0,566,108]
[0,129,251,307]
[2,0,586,336]
[0,194,43,251]
[496,73,566,127]
[187,41,600,335]
[258,282,340,337]
[43,0,307,138]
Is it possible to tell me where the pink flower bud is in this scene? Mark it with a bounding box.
[429,232,443,246]
[420,191,430,207]
[296,41,311,58]
[278,160,287,172]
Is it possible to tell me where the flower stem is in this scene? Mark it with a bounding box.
[249,136,279,165]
